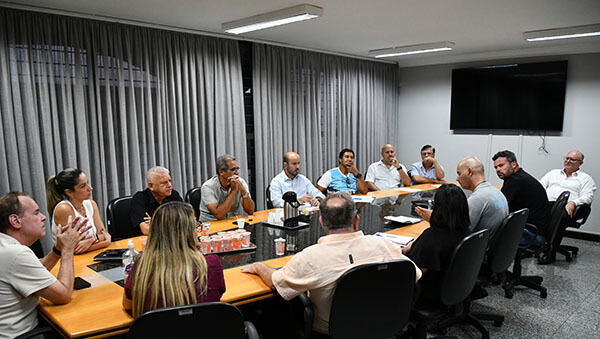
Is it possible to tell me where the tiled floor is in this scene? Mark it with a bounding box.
[445,237,600,338]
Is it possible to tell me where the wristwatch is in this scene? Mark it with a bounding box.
[355,173,362,179]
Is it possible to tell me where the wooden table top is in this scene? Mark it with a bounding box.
[39,184,439,338]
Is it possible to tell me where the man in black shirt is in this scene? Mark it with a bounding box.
[493,150,550,245]
[130,166,182,235]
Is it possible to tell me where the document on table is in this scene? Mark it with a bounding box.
[352,195,376,203]
[375,232,415,247]
[383,215,422,224]
[394,187,422,193]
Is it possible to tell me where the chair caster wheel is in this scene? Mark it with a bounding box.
[541,290,548,298]
[494,320,503,327]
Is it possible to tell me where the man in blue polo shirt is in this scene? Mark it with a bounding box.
[316,148,368,194]
[411,144,445,184]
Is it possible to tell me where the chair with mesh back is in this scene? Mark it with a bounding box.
[128,302,259,339]
[184,187,202,220]
[106,196,135,240]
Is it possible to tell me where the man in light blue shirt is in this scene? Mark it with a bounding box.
[411,144,445,184]
[270,152,325,207]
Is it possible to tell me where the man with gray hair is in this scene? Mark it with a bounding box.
[241,192,421,336]
[131,166,182,235]
[199,155,255,222]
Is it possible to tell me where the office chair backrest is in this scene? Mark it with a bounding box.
[328,260,417,339]
[184,187,202,220]
[128,302,248,339]
[546,191,570,244]
[440,229,489,306]
[488,208,528,273]
[106,196,134,240]
[266,184,274,209]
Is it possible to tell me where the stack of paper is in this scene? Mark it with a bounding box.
[394,187,422,193]
[375,232,415,246]
[383,215,422,224]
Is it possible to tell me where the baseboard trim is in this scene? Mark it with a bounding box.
[566,229,600,243]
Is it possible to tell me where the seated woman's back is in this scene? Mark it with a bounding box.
[122,201,225,317]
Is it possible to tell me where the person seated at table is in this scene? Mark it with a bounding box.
[199,155,255,222]
[316,148,368,194]
[123,201,225,318]
[241,191,421,336]
[0,192,89,339]
[411,144,445,184]
[47,168,111,254]
[403,184,470,306]
[270,152,324,207]
[365,144,411,191]
[131,166,183,235]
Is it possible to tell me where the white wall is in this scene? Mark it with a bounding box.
[397,53,600,234]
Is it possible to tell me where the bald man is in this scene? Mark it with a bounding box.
[456,156,508,242]
[269,152,324,208]
[365,144,411,191]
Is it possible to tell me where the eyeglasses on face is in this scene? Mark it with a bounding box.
[564,157,582,163]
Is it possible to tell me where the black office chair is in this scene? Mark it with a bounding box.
[412,230,490,339]
[106,196,135,240]
[184,186,202,219]
[538,191,572,265]
[472,209,529,327]
[286,292,314,339]
[503,191,569,298]
[266,184,274,209]
[327,260,417,339]
[14,326,58,339]
[556,203,591,262]
[128,302,259,339]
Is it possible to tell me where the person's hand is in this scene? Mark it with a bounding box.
[74,237,95,254]
[241,262,260,274]
[415,206,432,222]
[56,216,91,253]
[298,193,313,204]
[346,165,360,176]
[143,212,151,225]
[391,157,401,169]
[565,201,576,217]
[228,175,240,192]
[423,157,434,168]
[311,198,321,207]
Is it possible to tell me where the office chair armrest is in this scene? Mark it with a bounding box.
[571,204,591,227]
[297,292,314,338]
[244,321,260,339]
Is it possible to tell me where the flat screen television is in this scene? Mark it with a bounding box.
[450,60,567,131]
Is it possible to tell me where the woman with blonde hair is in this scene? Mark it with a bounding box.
[47,168,111,254]
[123,201,225,317]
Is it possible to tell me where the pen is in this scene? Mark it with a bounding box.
[348,253,354,264]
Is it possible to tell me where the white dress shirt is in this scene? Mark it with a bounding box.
[540,169,596,206]
[365,160,407,190]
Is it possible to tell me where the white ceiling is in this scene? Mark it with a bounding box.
[5,0,600,67]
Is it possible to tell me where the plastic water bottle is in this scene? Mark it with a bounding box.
[427,199,433,210]
[122,240,138,281]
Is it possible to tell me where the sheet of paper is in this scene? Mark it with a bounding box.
[375,232,415,246]
[383,215,422,224]
[394,187,422,193]
[352,195,376,203]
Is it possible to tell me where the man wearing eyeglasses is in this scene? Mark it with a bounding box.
[411,144,445,184]
[540,150,596,217]
[538,150,596,264]
[199,154,255,222]
[316,148,368,194]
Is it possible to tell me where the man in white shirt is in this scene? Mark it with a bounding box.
[540,150,596,217]
[365,144,411,191]
[0,192,88,339]
[538,150,596,264]
[269,152,324,207]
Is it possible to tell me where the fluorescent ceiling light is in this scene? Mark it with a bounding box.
[223,4,323,34]
[524,24,600,42]
[369,41,455,58]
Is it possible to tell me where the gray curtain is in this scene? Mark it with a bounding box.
[0,8,247,252]
[253,43,399,210]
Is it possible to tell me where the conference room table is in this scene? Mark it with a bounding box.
[39,184,441,338]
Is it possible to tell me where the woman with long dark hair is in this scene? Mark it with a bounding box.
[47,168,110,254]
[403,183,471,305]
